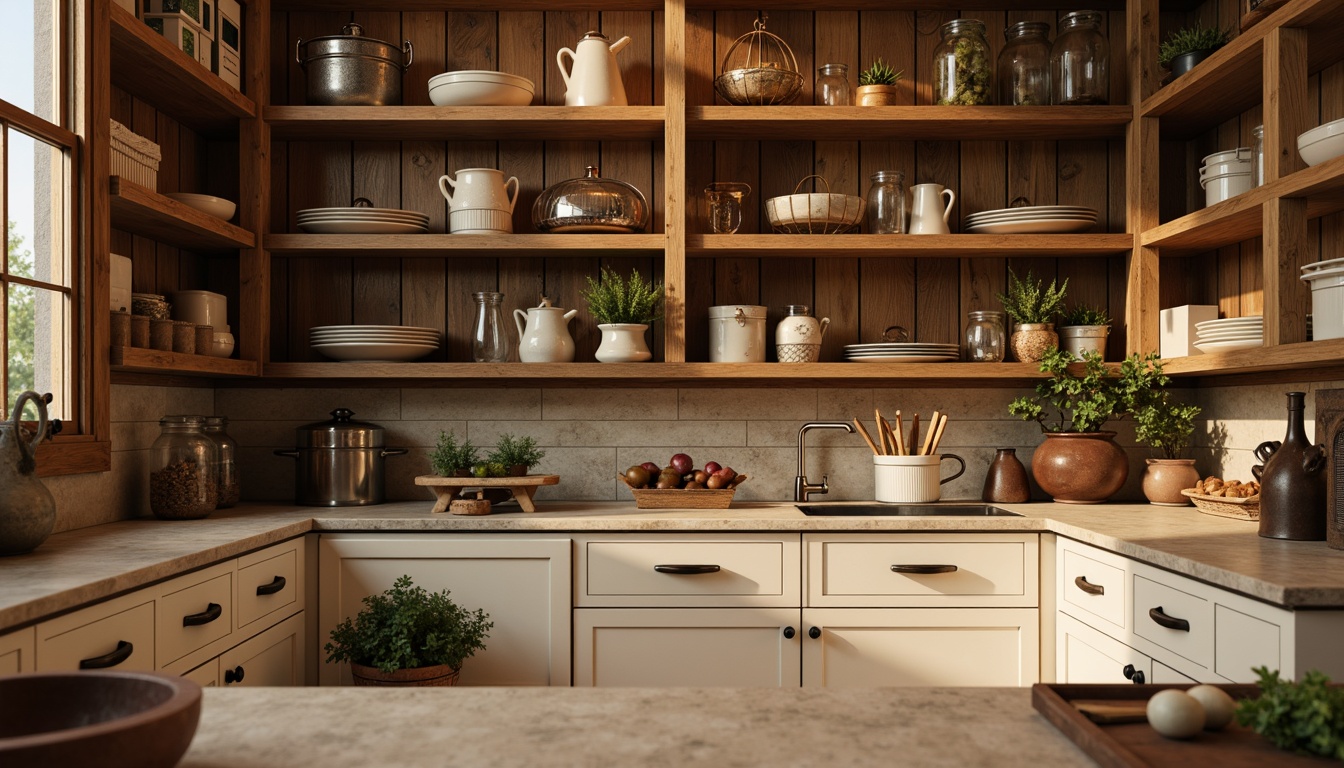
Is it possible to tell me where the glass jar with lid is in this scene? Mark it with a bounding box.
[815,63,852,106]
[149,416,218,519]
[202,416,239,509]
[998,21,1051,106]
[866,171,907,234]
[964,310,1007,362]
[1050,10,1108,105]
[933,19,993,105]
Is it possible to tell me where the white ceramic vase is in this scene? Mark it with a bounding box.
[595,323,651,363]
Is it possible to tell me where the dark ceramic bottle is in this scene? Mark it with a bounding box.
[1256,392,1327,540]
[983,448,1030,503]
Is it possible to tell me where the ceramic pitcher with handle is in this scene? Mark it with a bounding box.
[513,297,579,363]
[908,183,956,235]
[0,391,56,556]
[556,31,632,106]
[438,168,520,234]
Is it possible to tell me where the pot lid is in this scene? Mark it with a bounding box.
[581,30,611,42]
[296,408,385,448]
[708,305,767,319]
[299,23,404,63]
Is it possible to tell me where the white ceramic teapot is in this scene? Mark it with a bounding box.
[438,168,520,234]
[513,297,579,363]
[556,31,632,107]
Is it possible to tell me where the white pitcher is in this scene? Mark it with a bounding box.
[438,168,520,234]
[513,297,579,363]
[556,31,632,107]
[908,183,956,235]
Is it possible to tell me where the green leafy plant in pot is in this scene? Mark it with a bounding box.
[855,57,905,106]
[1128,357,1203,505]
[997,269,1068,363]
[430,431,479,478]
[325,575,492,686]
[1057,303,1111,362]
[488,432,546,477]
[581,267,664,363]
[1158,25,1232,78]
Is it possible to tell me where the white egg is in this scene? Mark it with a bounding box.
[1146,689,1205,739]
[1186,684,1237,730]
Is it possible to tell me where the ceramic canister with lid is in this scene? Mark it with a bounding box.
[709,305,768,362]
[1199,147,1253,207]
[775,305,829,363]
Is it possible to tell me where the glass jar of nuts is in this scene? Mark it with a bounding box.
[149,416,218,520]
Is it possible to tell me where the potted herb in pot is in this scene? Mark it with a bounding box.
[855,58,904,106]
[1058,303,1111,361]
[430,431,479,478]
[1129,358,1203,505]
[325,575,492,687]
[1158,25,1232,78]
[997,269,1068,363]
[488,432,546,477]
[581,267,664,363]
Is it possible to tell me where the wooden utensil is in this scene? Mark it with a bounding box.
[928,413,949,456]
[908,413,919,456]
[893,412,906,455]
[853,418,881,456]
[919,410,940,456]
[875,408,890,455]
[880,414,898,458]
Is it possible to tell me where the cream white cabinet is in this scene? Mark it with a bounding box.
[35,590,157,672]
[186,613,305,687]
[1056,611,1151,685]
[0,626,36,674]
[318,534,571,686]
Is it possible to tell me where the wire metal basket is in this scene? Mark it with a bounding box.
[765,175,866,234]
[714,15,803,106]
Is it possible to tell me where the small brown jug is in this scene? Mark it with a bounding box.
[1255,392,1327,541]
[0,391,57,555]
[982,448,1030,503]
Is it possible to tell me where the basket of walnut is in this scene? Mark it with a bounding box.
[1181,476,1260,521]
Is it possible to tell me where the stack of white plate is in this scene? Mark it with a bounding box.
[297,206,429,235]
[844,342,960,363]
[1193,316,1262,353]
[309,325,440,362]
[964,205,1098,234]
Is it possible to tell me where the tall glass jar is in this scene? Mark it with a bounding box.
[202,416,239,509]
[964,310,1007,362]
[1252,124,1265,187]
[815,63,852,106]
[865,170,907,234]
[933,19,993,105]
[149,416,218,520]
[1050,10,1108,105]
[472,291,509,363]
[998,22,1051,106]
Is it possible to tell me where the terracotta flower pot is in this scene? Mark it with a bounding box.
[350,663,461,687]
[855,84,901,106]
[1030,431,1128,504]
[1142,458,1200,506]
[1010,323,1058,363]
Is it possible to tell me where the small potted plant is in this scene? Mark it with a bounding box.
[855,58,905,106]
[1158,25,1232,77]
[488,432,546,477]
[1130,360,1203,505]
[996,269,1068,363]
[1058,303,1111,361]
[581,266,664,363]
[430,430,479,478]
[324,575,492,686]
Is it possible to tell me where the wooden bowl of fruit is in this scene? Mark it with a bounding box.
[620,454,747,510]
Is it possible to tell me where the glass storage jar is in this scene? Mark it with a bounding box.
[1252,124,1265,187]
[815,63,852,106]
[472,291,509,362]
[998,21,1051,106]
[964,310,1007,362]
[1050,10,1108,105]
[865,170,907,234]
[202,416,239,509]
[149,415,218,520]
[933,19,993,105]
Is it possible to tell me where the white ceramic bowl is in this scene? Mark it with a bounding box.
[164,193,237,221]
[171,290,227,328]
[1298,117,1344,167]
[428,71,535,107]
[210,331,235,358]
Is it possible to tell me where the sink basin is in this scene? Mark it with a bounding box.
[0,671,201,768]
[797,503,1022,517]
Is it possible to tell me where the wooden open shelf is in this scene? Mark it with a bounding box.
[688,233,1134,259]
[687,106,1131,142]
[109,177,255,252]
[273,0,1123,8]
[1161,338,1344,376]
[108,4,253,136]
[265,106,665,141]
[265,233,665,256]
[111,347,260,378]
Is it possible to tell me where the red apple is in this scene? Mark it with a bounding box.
[670,453,694,475]
[704,461,722,475]
[641,462,660,474]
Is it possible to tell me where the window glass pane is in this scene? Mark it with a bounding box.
[7,130,69,288]
[0,3,59,123]
[7,284,70,421]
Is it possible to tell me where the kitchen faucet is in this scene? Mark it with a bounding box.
[795,421,856,502]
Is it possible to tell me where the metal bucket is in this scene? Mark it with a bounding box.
[296,23,412,106]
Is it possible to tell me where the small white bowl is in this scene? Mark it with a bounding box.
[210,331,235,358]
[165,193,237,221]
[428,71,535,107]
[1298,117,1344,167]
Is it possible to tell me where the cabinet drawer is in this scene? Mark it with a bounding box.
[1060,547,1126,631]
[237,539,302,632]
[806,534,1038,608]
[156,566,234,667]
[1215,604,1280,682]
[1132,573,1213,669]
[577,535,800,607]
[37,597,155,672]
[0,627,35,675]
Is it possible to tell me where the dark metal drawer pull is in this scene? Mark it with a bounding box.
[891,564,958,574]
[653,564,721,575]
[79,640,133,669]
[1148,606,1190,632]
[224,665,245,685]
[1074,576,1105,595]
[183,602,223,627]
[256,576,287,596]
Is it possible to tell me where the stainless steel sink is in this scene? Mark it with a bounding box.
[797,504,1022,517]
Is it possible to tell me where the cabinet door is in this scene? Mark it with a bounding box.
[219,613,305,687]
[319,535,571,686]
[1056,612,1150,685]
[573,608,801,687]
[802,608,1039,687]
[1152,660,1197,684]
[0,626,35,674]
[184,658,220,687]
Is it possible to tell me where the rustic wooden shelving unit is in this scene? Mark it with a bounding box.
[110,348,260,377]
[110,177,255,252]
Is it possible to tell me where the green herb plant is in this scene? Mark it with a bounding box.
[324,575,492,674]
[1008,348,1166,433]
[1127,355,1202,459]
[1158,25,1232,69]
[1059,304,1111,327]
[1236,666,1344,760]
[581,267,665,326]
[858,58,904,86]
[997,269,1068,326]
[488,433,546,470]
[429,431,479,476]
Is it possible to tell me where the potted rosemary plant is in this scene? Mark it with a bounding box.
[996,269,1068,363]
[488,432,547,477]
[855,58,904,106]
[1058,303,1111,361]
[430,430,479,478]
[581,267,664,363]
[1158,25,1232,77]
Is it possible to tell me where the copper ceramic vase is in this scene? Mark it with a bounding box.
[982,448,1030,503]
[1030,431,1128,504]
[1142,458,1199,506]
[1256,392,1326,540]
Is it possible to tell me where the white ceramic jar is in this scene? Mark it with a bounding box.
[709,305,767,362]
[172,290,227,328]
[775,305,829,363]
[1198,148,1253,208]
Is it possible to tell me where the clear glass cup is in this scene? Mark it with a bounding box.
[815,63,852,106]
[149,415,218,519]
[866,170,907,234]
[202,416,239,509]
[964,310,1007,362]
[1252,124,1265,187]
[472,291,509,363]
[998,21,1051,106]
[1051,10,1108,105]
[933,19,993,105]
[704,182,751,234]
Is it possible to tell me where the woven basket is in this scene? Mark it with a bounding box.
[110,119,162,191]
[631,488,736,509]
[1181,489,1260,521]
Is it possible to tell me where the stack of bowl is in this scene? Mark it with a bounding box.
[1298,117,1344,167]
[1198,148,1253,208]
[428,71,534,106]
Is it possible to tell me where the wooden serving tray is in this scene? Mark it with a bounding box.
[1032,683,1335,767]
[415,474,559,514]
[630,487,736,509]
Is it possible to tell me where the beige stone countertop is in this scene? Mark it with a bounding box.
[179,685,1092,768]
[3,498,1344,631]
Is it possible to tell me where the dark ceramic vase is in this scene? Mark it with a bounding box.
[1256,392,1327,540]
[982,448,1030,503]
[1031,432,1128,504]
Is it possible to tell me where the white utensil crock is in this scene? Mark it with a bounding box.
[874,453,966,503]
[709,305,767,362]
[908,183,955,235]
[438,168,520,234]
[595,323,652,363]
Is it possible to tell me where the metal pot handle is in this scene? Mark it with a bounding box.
[274,449,299,459]
[382,448,409,458]
[295,38,304,68]
[401,41,414,71]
